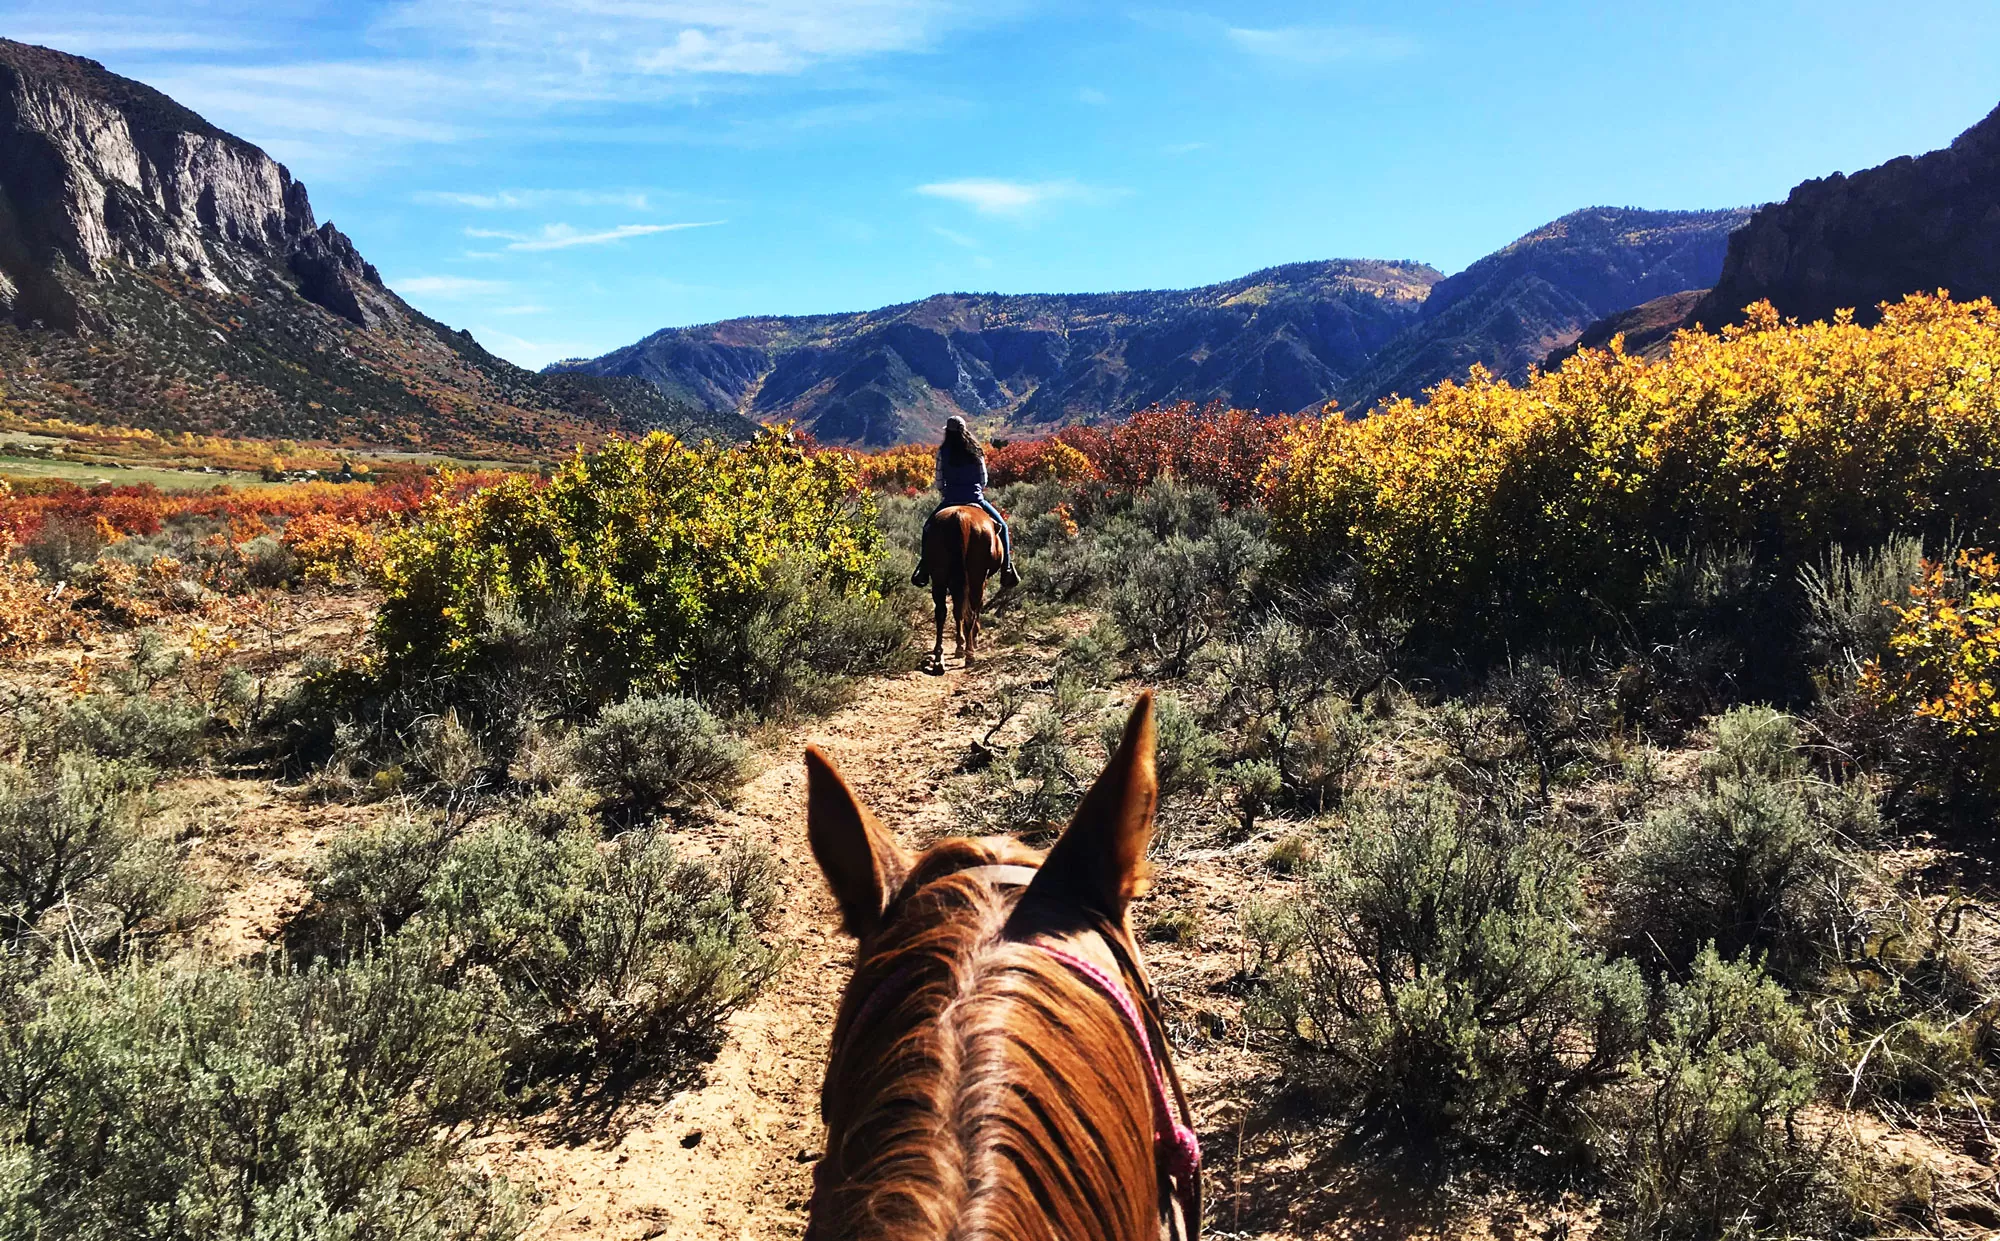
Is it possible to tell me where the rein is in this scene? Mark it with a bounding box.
[812,862,1201,1239]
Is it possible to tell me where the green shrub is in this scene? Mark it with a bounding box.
[0,950,517,1241]
[1489,660,1596,799]
[34,693,211,768]
[1211,615,1349,804]
[1227,759,1284,835]
[1252,784,1646,1149]
[413,820,786,1096]
[1110,517,1268,677]
[375,429,881,720]
[0,754,202,952]
[1262,831,1316,875]
[1056,621,1121,688]
[572,695,750,811]
[1100,691,1216,805]
[954,703,1093,839]
[687,552,909,717]
[1799,537,1931,672]
[1143,902,1203,945]
[1612,707,1866,980]
[291,812,462,956]
[1598,948,1846,1241]
[1817,894,1998,1108]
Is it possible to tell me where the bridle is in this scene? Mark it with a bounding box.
[809,862,1203,1240]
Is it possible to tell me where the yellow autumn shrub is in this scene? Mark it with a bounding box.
[375,428,880,708]
[1858,550,2000,766]
[1262,293,2000,638]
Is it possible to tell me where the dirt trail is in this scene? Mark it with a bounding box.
[485,660,990,1241]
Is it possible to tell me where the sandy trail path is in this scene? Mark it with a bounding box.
[487,660,989,1240]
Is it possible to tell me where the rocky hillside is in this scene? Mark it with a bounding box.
[1341,207,1752,408]
[1687,103,2000,330]
[563,208,1751,445]
[0,40,747,453]
[554,261,1441,446]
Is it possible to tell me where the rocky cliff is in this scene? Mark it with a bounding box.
[1690,103,2000,329]
[0,39,746,452]
[554,260,1442,446]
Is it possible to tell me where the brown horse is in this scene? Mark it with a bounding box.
[803,693,1200,1241]
[922,504,1007,675]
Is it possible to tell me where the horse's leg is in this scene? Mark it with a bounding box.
[952,573,970,659]
[966,570,985,664]
[929,581,947,674]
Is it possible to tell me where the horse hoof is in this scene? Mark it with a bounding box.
[925,659,946,677]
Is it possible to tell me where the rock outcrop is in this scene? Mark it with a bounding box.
[0,39,747,451]
[0,40,388,330]
[1544,288,1707,367]
[1691,103,2000,329]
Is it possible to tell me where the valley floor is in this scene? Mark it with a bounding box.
[9,595,2000,1240]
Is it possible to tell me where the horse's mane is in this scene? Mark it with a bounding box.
[814,837,1160,1241]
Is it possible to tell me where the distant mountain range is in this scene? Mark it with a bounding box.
[553,207,1753,445]
[549,260,1442,446]
[0,39,750,455]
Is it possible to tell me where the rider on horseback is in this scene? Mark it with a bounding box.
[910,415,1019,590]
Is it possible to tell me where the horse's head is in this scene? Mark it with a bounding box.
[804,692,1199,1240]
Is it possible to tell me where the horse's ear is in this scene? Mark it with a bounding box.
[806,745,911,939]
[1027,692,1157,921]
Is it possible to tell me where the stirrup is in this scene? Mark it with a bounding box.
[1000,563,1021,589]
[911,565,929,588]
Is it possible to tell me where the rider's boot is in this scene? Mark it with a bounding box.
[1000,557,1021,590]
[911,558,930,588]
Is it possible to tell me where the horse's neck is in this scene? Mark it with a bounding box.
[821,939,1161,1240]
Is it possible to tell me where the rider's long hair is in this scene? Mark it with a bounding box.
[942,416,983,468]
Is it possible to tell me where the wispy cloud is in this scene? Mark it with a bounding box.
[416,189,657,210]
[46,0,1004,173]
[1162,141,1207,155]
[930,225,980,248]
[8,28,268,53]
[1224,25,1417,65]
[463,221,723,251]
[1077,86,1108,105]
[391,274,511,298]
[915,178,1123,219]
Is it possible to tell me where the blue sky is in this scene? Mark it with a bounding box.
[5,0,1998,369]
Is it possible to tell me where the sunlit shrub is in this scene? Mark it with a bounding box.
[0,753,206,953]
[283,511,383,585]
[1855,549,2000,799]
[1597,948,1850,1241]
[1263,294,2000,658]
[572,694,750,810]
[376,429,881,716]
[1252,784,1646,1149]
[1610,707,1868,981]
[413,820,786,1094]
[0,952,518,1240]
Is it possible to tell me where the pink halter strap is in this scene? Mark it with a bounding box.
[1037,941,1203,1187]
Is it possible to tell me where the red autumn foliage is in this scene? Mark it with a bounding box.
[0,472,509,544]
[871,402,1294,508]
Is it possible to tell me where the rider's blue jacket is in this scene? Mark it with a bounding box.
[936,448,988,506]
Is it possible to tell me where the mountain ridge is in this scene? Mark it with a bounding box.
[551,258,1442,446]
[558,208,1752,446]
